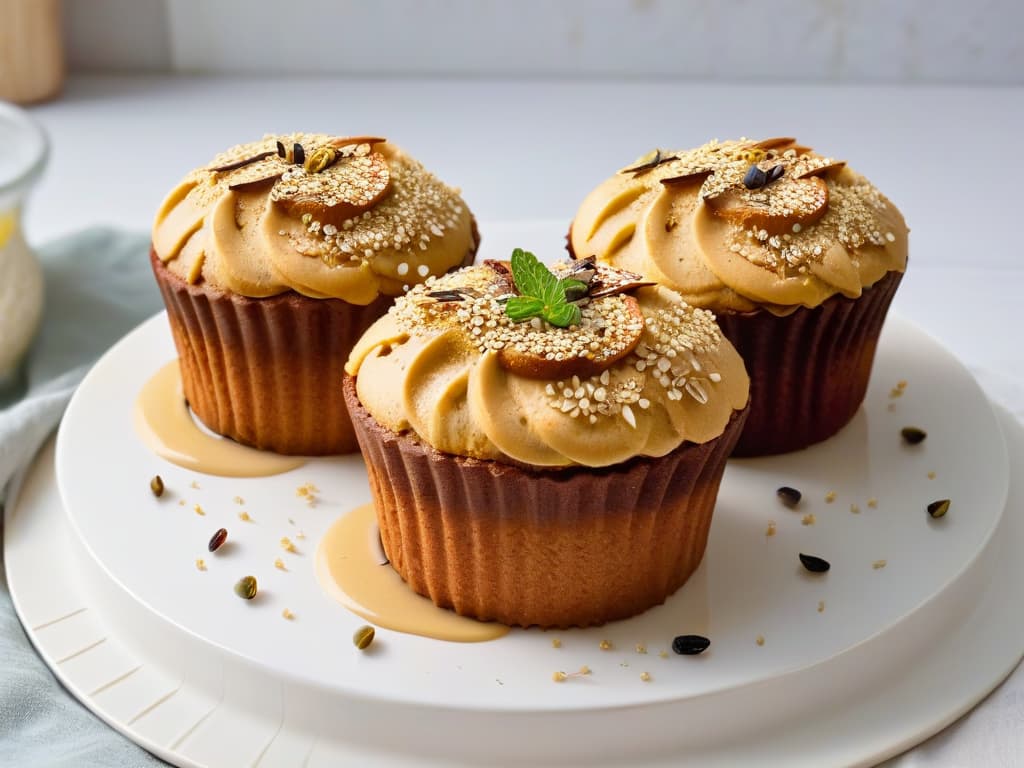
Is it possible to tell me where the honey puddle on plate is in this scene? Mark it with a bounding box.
[316,503,509,643]
[134,360,305,478]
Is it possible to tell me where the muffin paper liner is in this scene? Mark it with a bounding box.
[344,375,748,629]
[716,269,903,457]
[151,250,391,455]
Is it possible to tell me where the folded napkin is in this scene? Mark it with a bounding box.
[1,229,1022,766]
[0,228,164,766]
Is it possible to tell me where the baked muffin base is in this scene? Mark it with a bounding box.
[152,250,392,455]
[717,269,903,457]
[344,375,748,629]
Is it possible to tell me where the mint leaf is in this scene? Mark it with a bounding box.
[544,302,581,328]
[505,296,545,322]
[505,247,586,328]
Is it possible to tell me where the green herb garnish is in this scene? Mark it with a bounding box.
[505,248,587,328]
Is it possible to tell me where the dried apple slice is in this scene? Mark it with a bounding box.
[704,176,829,236]
[271,151,391,227]
[496,294,644,380]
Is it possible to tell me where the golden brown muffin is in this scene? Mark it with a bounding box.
[571,138,908,456]
[151,134,478,455]
[343,252,749,628]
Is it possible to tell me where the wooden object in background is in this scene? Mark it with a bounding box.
[0,0,64,103]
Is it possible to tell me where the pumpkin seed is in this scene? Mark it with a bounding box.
[799,553,831,573]
[234,575,258,600]
[353,624,375,650]
[671,634,710,655]
[927,499,950,519]
[742,164,768,189]
[149,475,164,498]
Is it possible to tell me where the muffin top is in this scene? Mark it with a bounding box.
[571,137,908,315]
[152,134,476,304]
[346,251,749,468]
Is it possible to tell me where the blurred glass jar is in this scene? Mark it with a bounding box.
[0,0,64,104]
[0,102,48,386]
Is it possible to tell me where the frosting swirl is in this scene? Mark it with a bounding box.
[345,262,749,468]
[152,134,476,304]
[571,138,908,315]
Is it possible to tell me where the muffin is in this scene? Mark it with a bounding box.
[151,134,478,455]
[343,251,749,628]
[570,138,908,456]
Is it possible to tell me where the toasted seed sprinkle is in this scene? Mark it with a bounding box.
[282,608,295,620]
[208,528,228,552]
[599,640,613,651]
[850,503,860,514]
[636,644,648,654]
[274,558,286,571]
[190,480,200,489]
[825,491,836,503]
[817,600,826,613]
[238,511,252,521]
[901,426,927,445]
[766,521,777,537]
[889,387,903,399]
[799,553,831,573]
[195,558,206,571]
[756,635,765,646]
[178,499,186,507]
[579,665,591,675]
[552,638,562,649]
[194,504,205,516]
[927,471,936,480]
[897,380,908,390]
[640,672,652,682]
[296,530,306,540]
[659,650,669,659]
[873,559,888,570]
[552,671,567,683]
[801,513,816,526]
[233,496,244,505]
[777,486,802,508]
[280,537,297,553]
[867,498,878,508]
[149,475,164,498]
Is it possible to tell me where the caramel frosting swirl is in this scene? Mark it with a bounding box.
[571,138,908,315]
[152,134,476,304]
[345,263,749,468]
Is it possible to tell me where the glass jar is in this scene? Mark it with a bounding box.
[0,101,48,388]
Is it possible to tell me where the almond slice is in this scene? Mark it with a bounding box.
[586,263,655,298]
[704,176,828,236]
[795,160,847,179]
[660,168,714,187]
[329,135,387,149]
[496,295,644,379]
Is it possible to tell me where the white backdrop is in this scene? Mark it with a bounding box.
[65,0,1024,84]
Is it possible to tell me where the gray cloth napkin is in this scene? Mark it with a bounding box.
[0,228,163,767]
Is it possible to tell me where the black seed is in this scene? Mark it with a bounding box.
[799,553,831,573]
[927,499,950,519]
[234,575,258,600]
[743,164,768,189]
[901,427,927,445]
[672,634,711,655]
[292,143,305,165]
[208,527,228,552]
[777,486,801,508]
[276,140,286,158]
[766,164,785,184]
[149,475,164,498]
[426,290,467,302]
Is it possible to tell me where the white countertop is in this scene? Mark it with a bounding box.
[13,74,1024,765]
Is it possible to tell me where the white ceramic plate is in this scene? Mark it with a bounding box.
[5,222,1022,766]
